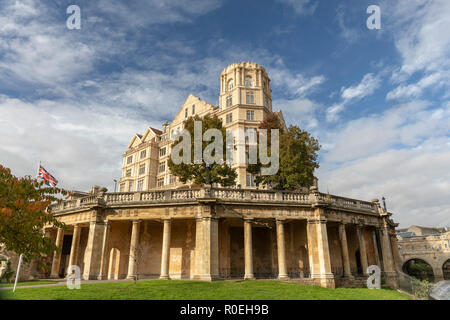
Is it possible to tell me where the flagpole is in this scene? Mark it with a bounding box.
[37,161,41,179]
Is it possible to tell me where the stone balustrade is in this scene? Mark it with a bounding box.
[50,186,378,215]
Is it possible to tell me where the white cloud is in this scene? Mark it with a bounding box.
[341,73,381,101]
[318,99,450,227]
[387,72,448,100]
[326,73,381,122]
[275,0,318,15]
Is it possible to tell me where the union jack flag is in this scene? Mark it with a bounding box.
[37,165,58,187]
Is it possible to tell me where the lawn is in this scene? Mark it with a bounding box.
[0,280,411,300]
[0,280,57,287]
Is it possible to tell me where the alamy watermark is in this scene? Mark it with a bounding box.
[366,265,381,289]
[170,122,279,175]
[66,265,81,289]
[366,5,381,30]
[66,5,81,30]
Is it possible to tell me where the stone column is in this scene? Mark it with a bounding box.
[160,219,171,280]
[198,217,219,281]
[244,219,255,280]
[97,221,111,280]
[276,220,289,280]
[127,220,141,280]
[50,228,64,278]
[357,225,369,276]
[68,225,81,269]
[338,223,353,279]
[372,229,381,267]
[306,214,335,288]
[380,226,398,288]
[82,220,106,280]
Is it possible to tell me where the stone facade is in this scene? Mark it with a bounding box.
[397,226,450,281]
[44,186,400,289]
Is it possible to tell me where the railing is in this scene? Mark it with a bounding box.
[51,187,378,214]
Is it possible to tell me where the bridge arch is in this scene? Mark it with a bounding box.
[443,259,450,280]
[402,258,434,282]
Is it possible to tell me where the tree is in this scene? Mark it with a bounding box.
[168,114,237,187]
[0,165,66,263]
[247,113,320,190]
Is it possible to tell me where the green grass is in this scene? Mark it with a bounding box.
[0,280,411,300]
[0,280,57,288]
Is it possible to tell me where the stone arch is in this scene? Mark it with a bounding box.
[402,258,434,281]
[107,248,121,280]
[442,259,450,280]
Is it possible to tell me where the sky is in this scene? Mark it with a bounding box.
[0,0,449,228]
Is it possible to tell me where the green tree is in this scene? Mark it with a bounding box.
[0,165,66,263]
[247,113,320,190]
[168,115,237,187]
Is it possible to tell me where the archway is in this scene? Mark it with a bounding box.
[402,259,434,282]
[443,259,450,280]
[108,248,121,280]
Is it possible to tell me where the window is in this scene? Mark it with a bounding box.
[245,128,257,143]
[246,110,255,120]
[128,181,133,192]
[127,156,132,164]
[246,91,254,104]
[137,179,144,191]
[228,79,234,91]
[159,161,166,173]
[170,175,177,184]
[140,150,146,159]
[157,178,165,187]
[119,183,125,192]
[226,95,232,107]
[226,113,233,123]
[159,147,166,157]
[192,105,195,114]
[126,169,132,177]
[245,76,253,87]
[185,108,188,118]
[246,173,256,187]
[139,164,145,175]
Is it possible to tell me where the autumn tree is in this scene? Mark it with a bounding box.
[247,113,320,190]
[0,165,66,263]
[168,114,237,187]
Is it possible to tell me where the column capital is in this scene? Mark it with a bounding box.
[131,219,141,224]
[307,217,327,224]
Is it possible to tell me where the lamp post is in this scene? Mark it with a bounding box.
[113,179,117,193]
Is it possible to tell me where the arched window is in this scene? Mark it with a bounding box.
[245,76,253,87]
[228,79,234,91]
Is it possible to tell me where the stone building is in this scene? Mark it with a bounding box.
[118,62,283,191]
[42,62,401,289]
[397,226,450,281]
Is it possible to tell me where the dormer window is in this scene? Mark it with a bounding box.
[245,76,253,87]
[228,79,234,91]
[192,105,195,114]
[185,108,188,118]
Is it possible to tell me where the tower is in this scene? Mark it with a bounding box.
[219,62,272,111]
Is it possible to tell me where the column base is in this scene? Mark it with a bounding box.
[342,274,354,280]
[278,275,290,281]
[49,274,60,279]
[191,275,221,281]
[383,271,398,289]
[244,274,256,280]
[97,275,107,280]
[159,275,170,280]
[311,273,335,288]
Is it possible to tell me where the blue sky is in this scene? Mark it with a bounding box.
[0,0,449,227]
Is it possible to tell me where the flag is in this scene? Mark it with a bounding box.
[37,164,58,187]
